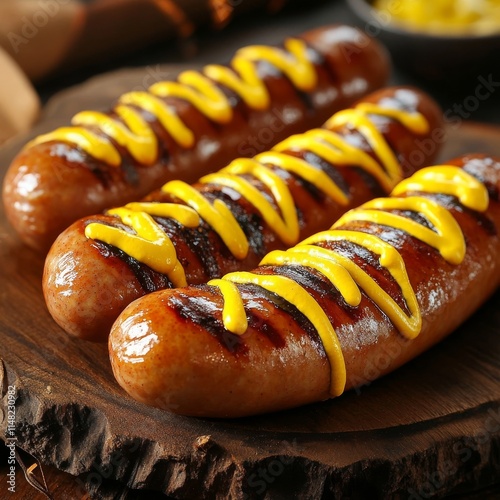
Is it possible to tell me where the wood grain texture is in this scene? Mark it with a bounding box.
[1,69,500,499]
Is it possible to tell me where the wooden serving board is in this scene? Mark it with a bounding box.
[1,69,500,499]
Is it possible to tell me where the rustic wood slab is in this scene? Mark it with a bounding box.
[1,69,500,499]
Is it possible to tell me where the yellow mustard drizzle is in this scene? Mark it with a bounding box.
[325,103,429,188]
[161,180,249,259]
[200,156,301,246]
[72,105,158,165]
[27,38,317,167]
[334,197,466,264]
[298,231,421,338]
[209,165,489,397]
[392,165,490,211]
[206,279,248,334]
[118,92,195,148]
[212,271,348,397]
[101,207,190,285]
[85,104,428,282]
[204,38,317,109]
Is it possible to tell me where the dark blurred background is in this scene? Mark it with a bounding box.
[18,0,500,124]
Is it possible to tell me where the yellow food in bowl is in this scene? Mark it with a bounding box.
[373,0,500,35]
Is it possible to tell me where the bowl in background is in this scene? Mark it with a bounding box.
[346,0,500,81]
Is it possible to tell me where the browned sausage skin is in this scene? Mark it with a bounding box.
[109,154,500,418]
[42,87,443,342]
[2,25,390,251]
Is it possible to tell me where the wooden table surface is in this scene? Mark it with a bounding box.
[0,2,500,500]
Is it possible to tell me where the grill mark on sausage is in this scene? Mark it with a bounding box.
[158,215,224,280]
[312,232,411,314]
[263,263,371,328]
[239,279,325,354]
[52,143,114,188]
[274,44,324,114]
[167,287,247,356]
[430,193,498,237]
[96,240,172,293]
[393,192,498,237]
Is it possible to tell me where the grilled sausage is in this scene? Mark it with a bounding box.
[2,24,390,251]
[109,154,500,417]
